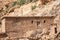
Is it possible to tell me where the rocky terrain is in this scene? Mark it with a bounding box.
[1,0,59,22]
[0,0,60,40]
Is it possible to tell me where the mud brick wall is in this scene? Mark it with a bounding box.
[2,17,54,38]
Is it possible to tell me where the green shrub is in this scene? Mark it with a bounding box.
[18,0,26,5]
[34,0,38,2]
[13,1,17,6]
[30,0,32,2]
[31,5,36,10]
[12,0,39,6]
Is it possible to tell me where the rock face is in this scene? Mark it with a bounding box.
[0,0,60,40]
[0,0,17,10]
[5,0,60,16]
[40,0,54,4]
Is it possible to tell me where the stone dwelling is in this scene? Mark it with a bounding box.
[0,15,58,40]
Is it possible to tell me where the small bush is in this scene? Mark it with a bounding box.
[13,1,17,6]
[30,0,32,2]
[12,0,39,6]
[11,0,39,6]
[31,5,36,10]
[18,0,26,5]
[34,0,38,2]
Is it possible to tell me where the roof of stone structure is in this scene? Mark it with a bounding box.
[1,15,55,20]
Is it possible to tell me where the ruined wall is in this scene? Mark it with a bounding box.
[1,19,5,33]
[4,17,54,38]
[5,17,37,38]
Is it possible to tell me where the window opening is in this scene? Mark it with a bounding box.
[44,20,46,23]
[55,27,57,34]
[31,21,33,24]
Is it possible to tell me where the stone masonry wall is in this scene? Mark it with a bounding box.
[4,17,54,38]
